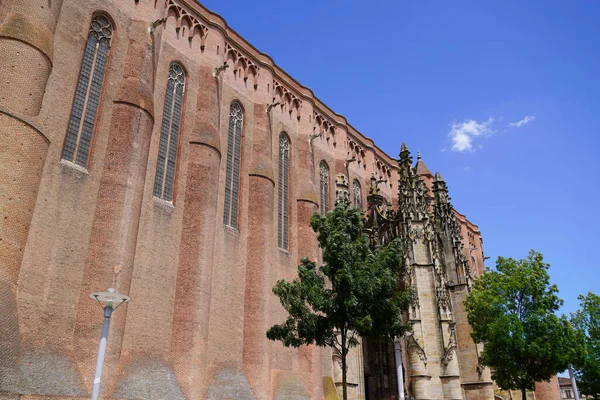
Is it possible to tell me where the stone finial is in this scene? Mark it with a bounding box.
[417,151,422,160]
[432,172,450,204]
[335,173,350,206]
[399,143,412,168]
[369,174,379,195]
[368,174,387,196]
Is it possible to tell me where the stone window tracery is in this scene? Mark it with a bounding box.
[319,161,329,215]
[353,179,361,209]
[223,101,243,228]
[62,15,113,167]
[278,133,290,249]
[153,62,185,202]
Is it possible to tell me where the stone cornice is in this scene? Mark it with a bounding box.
[454,209,481,234]
[176,0,399,170]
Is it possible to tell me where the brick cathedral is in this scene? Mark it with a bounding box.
[0,0,559,399]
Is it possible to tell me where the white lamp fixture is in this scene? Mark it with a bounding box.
[89,288,130,400]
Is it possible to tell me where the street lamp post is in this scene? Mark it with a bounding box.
[89,288,130,400]
[568,366,580,400]
[394,337,405,400]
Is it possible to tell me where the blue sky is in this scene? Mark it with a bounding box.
[199,0,600,315]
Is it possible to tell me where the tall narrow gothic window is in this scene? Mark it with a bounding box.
[224,102,243,227]
[278,133,290,249]
[153,63,185,201]
[62,15,113,167]
[353,179,361,209]
[319,161,329,215]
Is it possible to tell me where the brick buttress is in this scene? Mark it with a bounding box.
[0,0,65,393]
[171,65,221,399]
[242,103,276,400]
[295,130,322,400]
[72,3,161,396]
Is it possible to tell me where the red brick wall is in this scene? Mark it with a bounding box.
[1,0,488,398]
[536,377,561,400]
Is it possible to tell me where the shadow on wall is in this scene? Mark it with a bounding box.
[114,359,184,400]
[272,370,309,400]
[205,369,255,400]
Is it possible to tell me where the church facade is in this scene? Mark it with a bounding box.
[0,0,538,399]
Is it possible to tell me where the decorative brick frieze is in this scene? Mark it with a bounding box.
[312,109,336,143]
[165,0,209,49]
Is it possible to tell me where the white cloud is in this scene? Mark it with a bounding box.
[449,117,495,152]
[509,115,535,128]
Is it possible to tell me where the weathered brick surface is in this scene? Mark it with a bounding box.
[0,0,64,394]
[1,0,493,399]
[534,377,561,400]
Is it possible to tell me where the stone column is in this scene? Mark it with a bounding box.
[296,135,321,399]
[0,0,64,392]
[242,103,275,400]
[407,268,431,399]
[72,7,160,394]
[434,255,462,399]
[171,66,221,399]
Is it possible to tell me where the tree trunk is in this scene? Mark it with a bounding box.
[521,386,527,400]
[341,330,348,400]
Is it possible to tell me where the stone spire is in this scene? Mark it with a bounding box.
[432,172,472,285]
[397,143,430,222]
[415,151,433,178]
[433,172,450,206]
[415,151,434,196]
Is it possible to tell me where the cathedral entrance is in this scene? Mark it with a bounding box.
[362,337,401,400]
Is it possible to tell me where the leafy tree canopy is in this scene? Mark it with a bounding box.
[266,204,412,400]
[571,292,600,400]
[465,250,576,400]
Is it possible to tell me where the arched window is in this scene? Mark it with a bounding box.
[319,161,329,215]
[278,133,290,249]
[62,15,113,167]
[353,179,361,209]
[153,62,185,201]
[224,101,243,227]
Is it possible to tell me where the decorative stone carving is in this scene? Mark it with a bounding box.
[335,174,350,206]
[165,0,208,49]
[319,161,330,214]
[90,15,113,43]
[476,362,485,377]
[406,332,427,366]
[398,144,431,222]
[436,286,452,320]
[408,227,424,243]
[433,172,473,287]
[352,180,361,209]
[362,176,398,249]
[374,158,391,183]
[441,325,457,367]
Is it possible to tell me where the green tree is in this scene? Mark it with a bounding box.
[571,292,600,400]
[465,250,575,400]
[266,204,412,400]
